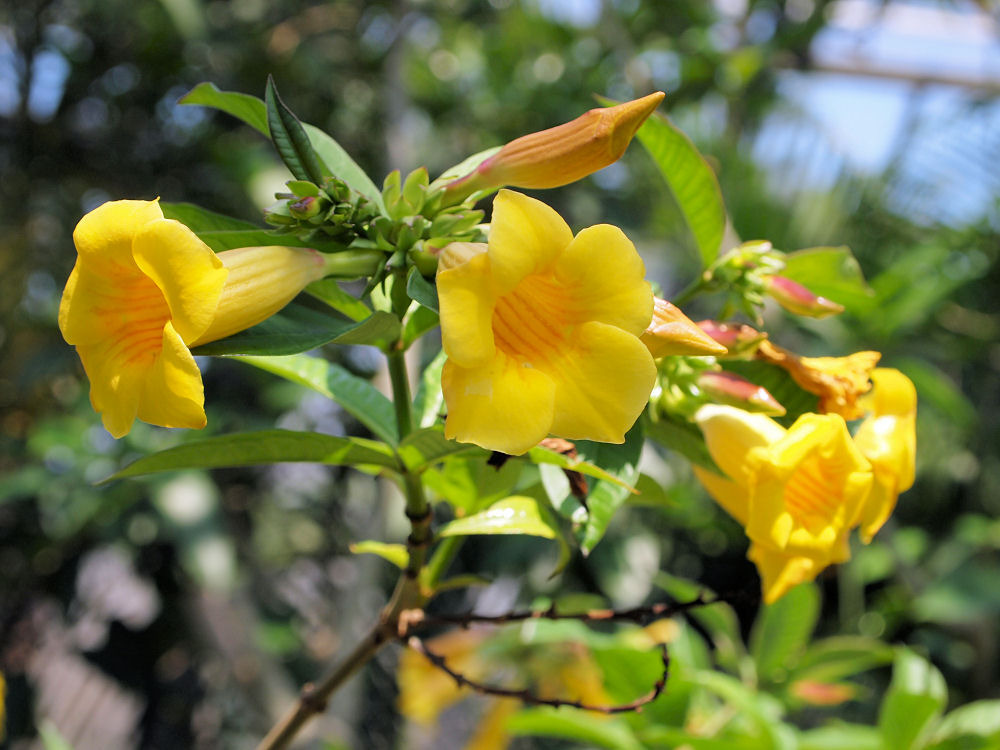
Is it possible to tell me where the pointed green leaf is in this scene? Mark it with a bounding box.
[191,303,397,356]
[644,412,720,472]
[306,278,372,322]
[181,83,381,208]
[402,303,439,348]
[104,430,398,482]
[525,444,632,489]
[438,496,557,539]
[180,82,268,134]
[405,266,439,312]
[750,582,820,684]
[422,455,522,514]
[161,201,261,232]
[413,348,447,428]
[720,360,820,427]
[793,636,894,684]
[780,246,874,313]
[398,426,479,471]
[926,700,1000,750]
[234,354,398,444]
[266,77,328,184]
[350,541,408,568]
[508,708,643,750]
[636,112,727,267]
[575,422,644,554]
[879,648,947,750]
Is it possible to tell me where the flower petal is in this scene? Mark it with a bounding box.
[546,321,656,444]
[487,190,573,292]
[71,199,163,264]
[551,224,653,336]
[442,352,556,455]
[748,544,820,604]
[132,219,227,344]
[135,321,207,430]
[437,250,497,369]
[693,466,749,525]
[695,405,786,488]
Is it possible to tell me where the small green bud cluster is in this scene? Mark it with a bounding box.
[371,168,485,277]
[265,177,381,248]
[650,355,783,421]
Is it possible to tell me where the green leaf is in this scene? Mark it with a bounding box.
[639,728,762,750]
[430,145,502,189]
[422,455,522,514]
[644,412,720,472]
[234,354,398,444]
[104,430,398,481]
[879,648,948,750]
[750,582,820,684]
[303,122,384,211]
[525,444,633,489]
[191,303,397,356]
[402,303,439,348]
[793,636,894,684]
[797,723,883,750]
[398,426,478,471]
[349,540,407,568]
[692,671,792,749]
[39,721,75,750]
[305,278,372,322]
[405,266,439,312]
[181,83,382,208]
[413,348,447,428]
[507,708,643,750]
[636,112,726,267]
[160,201,261,232]
[197,229,318,253]
[180,81,268,134]
[779,246,874,313]
[575,422,644,554]
[266,76,328,184]
[926,700,1000,750]
[438,496,557,539]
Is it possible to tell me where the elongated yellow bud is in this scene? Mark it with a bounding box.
[640,298,726,358]
[445,92,665,196]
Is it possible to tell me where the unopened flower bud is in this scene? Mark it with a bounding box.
[288,195,322,219]
[444,92,665,198]
[697,370,786,416]
[697,320,767,357]
[641,298,726,358]
[765,275,844,318]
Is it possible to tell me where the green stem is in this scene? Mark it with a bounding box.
[670,275,709,308]
[387,349,415,439]
[424,535,466,590]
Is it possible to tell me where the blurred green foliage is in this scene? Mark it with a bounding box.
[1,0,997,748]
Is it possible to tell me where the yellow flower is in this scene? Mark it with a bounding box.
[59,200,332,438]
[444,93,664,197]
[694,405,873,603]
[853,368,917,542]
[756,340,880,420]
[438,190,656,455]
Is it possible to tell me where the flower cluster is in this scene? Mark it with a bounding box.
[693,367,916,602]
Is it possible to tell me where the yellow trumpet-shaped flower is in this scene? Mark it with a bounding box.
[59,199,332,438]
[853,368,917,542]
[694,405,873,603]
[438,190,656,455]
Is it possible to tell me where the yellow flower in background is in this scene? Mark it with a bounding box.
[853,368,917,542]
[756,340,880,420]
[438,190,655,455]
[444,92,665,197]
[59,200,332,438]
[694,405,873,603]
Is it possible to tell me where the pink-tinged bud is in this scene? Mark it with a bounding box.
[444,92,665,197]
[641,298,727,358]
[697,370,786,416]
[697,320,768,357]
[765,275,845,318]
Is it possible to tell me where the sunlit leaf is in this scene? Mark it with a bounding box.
[780,246,873,313]
[507,707,643,750]
[879,648,947,750]
[350,540,408,568]
[398,426,479,471]
[926,700,1000,750]
[306,278,372,322]
[438,496,557,538]
[635,112,727,267]
[104,430,399,482]
[180,82,268,134]
[575,422,644,554]
[750,582,820,684]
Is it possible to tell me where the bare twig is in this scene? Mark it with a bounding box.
[401,592,722,634]
[407,635,670,714]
